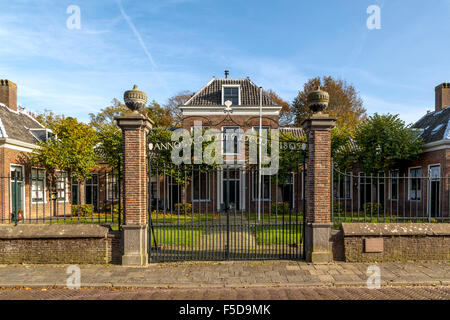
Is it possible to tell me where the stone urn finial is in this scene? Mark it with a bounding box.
[124,84,147,111]
[307,85,329,113]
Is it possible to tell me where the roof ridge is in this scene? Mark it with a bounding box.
[183,77,216,106]
[18,108,46,128]
[246,77,278,106]
[0,102,20,115]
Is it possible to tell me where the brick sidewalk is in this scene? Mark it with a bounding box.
[0,261,448,289]
[1,286,449,300]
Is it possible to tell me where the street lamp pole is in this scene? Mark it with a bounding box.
[258,86,262,221]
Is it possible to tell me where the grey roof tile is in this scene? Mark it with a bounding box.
[413,107,450,143]
[0,103,45,144]
[184,78,277,106]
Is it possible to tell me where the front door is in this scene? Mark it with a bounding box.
[10,165,24,220]
[85,174,99,211]
[429,165,441,218]
[223,170,240,210]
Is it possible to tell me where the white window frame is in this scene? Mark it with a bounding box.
[301,171,305,200]
[221,85,241,106]
[31,167,46,204]
[288,172,295,207]
[84,173,99,206]
[106,173,119,201]
[55,170,69,202]
[192,171,211,202]
[71,176,80,205]
[252,173,271,201]
[427,164,441,216]
[408,167,422,201]
[335,174,352,200]
[389,170,399,201]
[222,126,241,156]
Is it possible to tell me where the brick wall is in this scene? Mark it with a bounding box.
[122,121,148,225]
[0,80,17,111]
[304,120,334,223]
[340,223,450,262]
[0,224,122,264]
[0,146,72,222]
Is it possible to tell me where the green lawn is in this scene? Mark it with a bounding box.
[245,212,303,223]
[151,212,219,224]
[254,225,303,245]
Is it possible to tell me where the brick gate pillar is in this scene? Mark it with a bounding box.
[115,85,153,266]
[302,87,336,263]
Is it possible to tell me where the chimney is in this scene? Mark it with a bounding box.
[435,83,450,112]
[0,80,17,111]
[224,70,229,79]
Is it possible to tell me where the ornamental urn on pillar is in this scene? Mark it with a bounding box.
[307,86,329,113]
[123,84,147,111]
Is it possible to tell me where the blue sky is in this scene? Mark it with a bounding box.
[1,0,449,124]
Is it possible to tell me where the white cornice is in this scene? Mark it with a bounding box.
[0,138,39,152]
[423,139,450,152]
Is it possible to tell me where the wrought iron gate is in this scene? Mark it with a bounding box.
[147,161,306,262]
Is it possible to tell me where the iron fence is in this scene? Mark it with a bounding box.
[331,166,450,224]
[1,168,123,229]
[148,164,306,262]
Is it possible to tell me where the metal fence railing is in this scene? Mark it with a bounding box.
[148,164,306,262]
[1,168,123,230]
[332,167,450,224]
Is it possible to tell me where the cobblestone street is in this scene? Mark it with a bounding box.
[0,286,449,300]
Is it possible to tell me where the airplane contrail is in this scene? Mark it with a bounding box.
[116,0,158,70]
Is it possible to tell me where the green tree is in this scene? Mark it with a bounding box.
[90,98,176,168]
[331,126,356,170]
[277,131,306,184]
[144,100,175,127]
[89,99,129,169]
[352,114,423,173]
[292,76,366,130]
[31,117,98,180]
[163,91,194,123]
[265,89,295,126]
[32,109,64,128]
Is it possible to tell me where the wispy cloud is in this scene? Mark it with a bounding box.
[115,0,157,69]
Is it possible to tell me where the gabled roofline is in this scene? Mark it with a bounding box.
[246,77,277,106]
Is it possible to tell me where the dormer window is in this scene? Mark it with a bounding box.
[222,85,240,105]
[29,128,56,142]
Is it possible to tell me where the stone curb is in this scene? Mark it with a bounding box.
[0,280,448,289]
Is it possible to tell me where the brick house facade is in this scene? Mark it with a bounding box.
[333,83,450,219]
[149,75,307,214]
[0,80,72,222]
[0,80,120,223]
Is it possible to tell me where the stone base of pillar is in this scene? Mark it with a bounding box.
[121,224,148,266]
[305,222,332,263]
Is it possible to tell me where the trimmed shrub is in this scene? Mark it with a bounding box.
[71,204,94,217]
[173,203,192,214]
[333,202,343,214]
[271,202,290,215]
[363,202,383,215]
